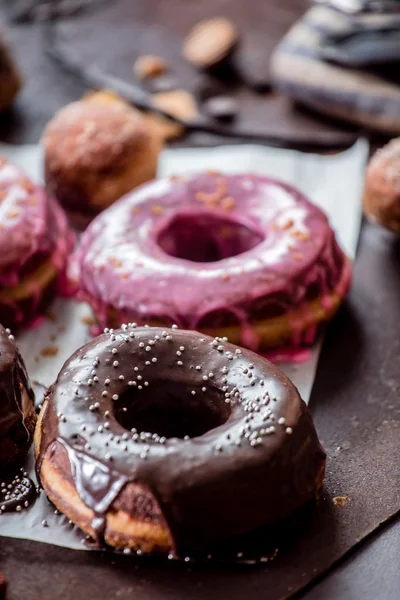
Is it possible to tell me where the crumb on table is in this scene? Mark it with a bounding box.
[333,496,350,506]
[40,345,59,357]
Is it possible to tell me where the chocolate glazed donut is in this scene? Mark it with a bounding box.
[35,325,326,556]
[0,325,36,469]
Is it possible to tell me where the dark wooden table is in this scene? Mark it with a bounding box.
[1,1,399,599]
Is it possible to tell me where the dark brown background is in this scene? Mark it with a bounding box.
[0,1,400,599]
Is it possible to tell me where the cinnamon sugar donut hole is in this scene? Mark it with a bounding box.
[363,138,400,234]
[42,91,163,229]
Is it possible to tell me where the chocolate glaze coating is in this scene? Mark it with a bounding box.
[0,325,36,468]
[0,474,37,513]
[37,325,326,555]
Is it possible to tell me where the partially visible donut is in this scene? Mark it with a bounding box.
[35,325,326,556]
[0,570,6,598]
[363,138,400,233]
[42,91,163,229]
[0,157,73,329]
[0,325,36,470]
[73,171,351,352]
[0,30,22,112]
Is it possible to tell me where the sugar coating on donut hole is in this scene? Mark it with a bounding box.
[35,325,326,557]
[363,138,400,233]
[42,91,163,225]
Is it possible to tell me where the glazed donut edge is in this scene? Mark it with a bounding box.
[35,325,326,557]
[73,171,351,352]
[0,325,36,470]
[0,157,74,329]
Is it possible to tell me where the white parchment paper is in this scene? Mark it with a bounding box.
[0,140,368,550]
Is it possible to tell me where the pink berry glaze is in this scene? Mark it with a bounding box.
[73,172,351,352]
[0,158,74,328]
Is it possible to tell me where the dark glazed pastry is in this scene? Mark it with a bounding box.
[35,325,326,556]
[363,138,400,233]
[42,91,163,229]
[0,30,22,112]
[73,171,351,353]
[0,325,36,470]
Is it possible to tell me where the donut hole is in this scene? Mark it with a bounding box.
[157,212,264,262]
[113,380,231,439]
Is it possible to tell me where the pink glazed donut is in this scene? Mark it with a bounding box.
[0,157,73,329]
[73,171,351,352]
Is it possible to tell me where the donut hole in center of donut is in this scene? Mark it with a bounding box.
[157,212,264,262]
[113,380,231,439]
